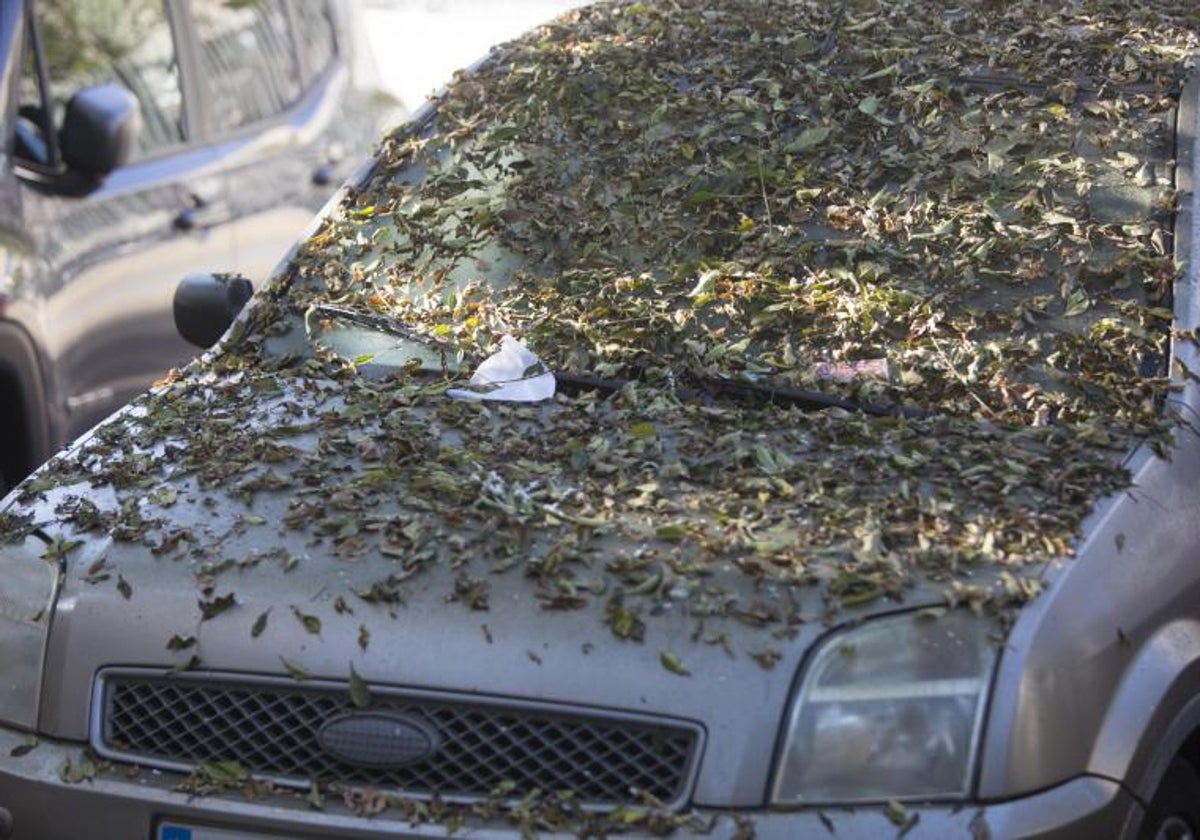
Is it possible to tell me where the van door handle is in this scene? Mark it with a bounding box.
[174,199,232,231]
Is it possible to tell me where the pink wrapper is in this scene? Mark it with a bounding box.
[811,358,891,383]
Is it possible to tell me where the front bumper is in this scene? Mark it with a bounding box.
[0,728,1140,839]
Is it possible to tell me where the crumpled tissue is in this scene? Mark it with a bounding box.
[445,335,556,402]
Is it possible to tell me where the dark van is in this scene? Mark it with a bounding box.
[0,0,399,490]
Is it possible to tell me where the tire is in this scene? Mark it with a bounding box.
[1140,759,1200,840]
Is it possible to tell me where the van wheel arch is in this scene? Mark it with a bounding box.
[0,322,50,491]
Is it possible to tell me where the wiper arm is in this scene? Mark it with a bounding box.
[300,311,929,418]
[304,303,450,349]
[690,375,933,419]
[550,370,630,396]
[553,368,933,419]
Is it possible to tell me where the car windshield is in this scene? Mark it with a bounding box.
[272,0,1191,436]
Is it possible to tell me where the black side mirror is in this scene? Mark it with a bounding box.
[174,273,254,349]
[59,83,141,177]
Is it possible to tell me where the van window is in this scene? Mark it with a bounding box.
[19,0,184,163]
[191,0,303,131]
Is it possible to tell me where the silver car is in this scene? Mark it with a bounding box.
[1,0,1199,837]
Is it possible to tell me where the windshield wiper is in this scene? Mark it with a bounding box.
[304,303,451,349]
[687,375,933,419]
[554,369,932,418]
[304,306,930,417]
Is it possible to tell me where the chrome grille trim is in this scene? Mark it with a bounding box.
[91,669,703,809]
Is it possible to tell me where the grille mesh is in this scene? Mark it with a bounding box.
[99,675,697,806]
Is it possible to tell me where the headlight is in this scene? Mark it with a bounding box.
[771,609,998,804]
[0,536,60,730]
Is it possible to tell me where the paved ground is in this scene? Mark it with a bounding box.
[362,0,591,111]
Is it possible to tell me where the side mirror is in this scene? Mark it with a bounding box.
[59,83,141,177]
[174,273,254,349]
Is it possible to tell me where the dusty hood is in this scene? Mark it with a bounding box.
[6,362,1118,730]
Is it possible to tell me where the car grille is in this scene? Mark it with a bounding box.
[94,671,700,808]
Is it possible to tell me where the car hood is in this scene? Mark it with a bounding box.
[2,359,1127,802]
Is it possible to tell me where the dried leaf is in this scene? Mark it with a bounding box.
[348,662,371,708]
[787,125,831,153]
[10,735,38,757]
[166,634,196,651]
[199,593,237,621]
[251,609,270,638]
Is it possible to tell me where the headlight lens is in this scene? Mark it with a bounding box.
[771,609,998,804]
[0,538,59,730]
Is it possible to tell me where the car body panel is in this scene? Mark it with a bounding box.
[978,73,1200,801]
[19,406,960,809]
[0,724,1145,839]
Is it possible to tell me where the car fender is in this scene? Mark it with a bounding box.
[1088,619,1200,805]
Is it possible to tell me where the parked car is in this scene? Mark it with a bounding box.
[0,0,1198,837]
[0,0,401,491]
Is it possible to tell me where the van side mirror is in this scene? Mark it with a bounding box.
[59,83,141,177]
[174,273,254,349]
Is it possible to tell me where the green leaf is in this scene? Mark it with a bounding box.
[348,663,371,708]
[292,607,322,635]
[280,657,311,681]
[607,598,645,641]
[60,755,97,784]
[858,95,879,116]
[150,487,178,507]
[306,780,324,810]
[41,536,82,563]
[629,421,657,439]
[655,524,686,541]
[660,650,690,676]
[171,654,202,673]
[202,760,248,785]
[754,444,778,474]
[1064,287,1091,318]
[787,125,831,153]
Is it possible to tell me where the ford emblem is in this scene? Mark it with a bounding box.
[317,711,440,767]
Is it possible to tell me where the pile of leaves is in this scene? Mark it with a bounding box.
[298,0,1193,428]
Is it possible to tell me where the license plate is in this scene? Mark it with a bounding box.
[157,822,302,840]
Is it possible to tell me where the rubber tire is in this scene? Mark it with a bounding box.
[1140,758,1200,840]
